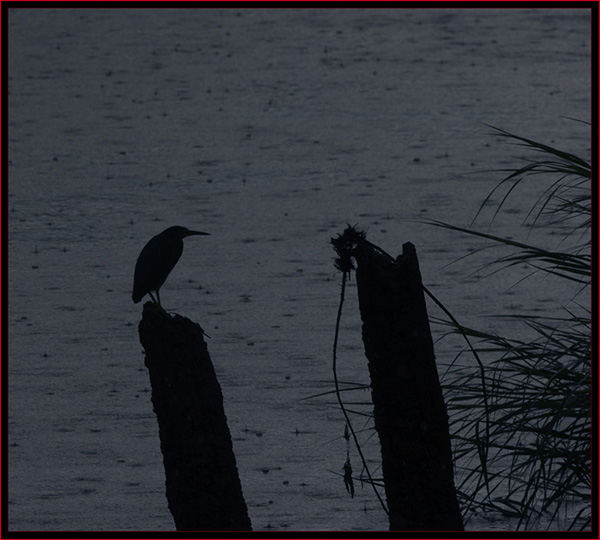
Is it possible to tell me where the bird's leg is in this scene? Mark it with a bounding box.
[148,291,160,307]
[148,291,168,314]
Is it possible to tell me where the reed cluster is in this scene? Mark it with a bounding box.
[435,125,591,531]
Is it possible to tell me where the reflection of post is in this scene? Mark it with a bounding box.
[138,303,252,531]
[334,228,464,531]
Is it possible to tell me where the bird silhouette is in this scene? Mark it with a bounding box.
[132,226,210,308]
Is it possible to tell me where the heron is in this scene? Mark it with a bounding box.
[132,226,210,309]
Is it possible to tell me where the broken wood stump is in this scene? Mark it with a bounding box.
[332,227,464,531]
[138,302,252,531]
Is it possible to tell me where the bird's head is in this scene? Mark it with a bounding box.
[164,226,211,239]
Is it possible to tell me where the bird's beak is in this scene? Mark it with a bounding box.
[184,230,210,237]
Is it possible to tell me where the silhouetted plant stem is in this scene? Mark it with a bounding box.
[332,269,389,516]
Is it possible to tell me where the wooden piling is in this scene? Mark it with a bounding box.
[138,302,252,531]
[333,228,464,531]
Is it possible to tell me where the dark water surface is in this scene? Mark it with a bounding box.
[8,8,590,532]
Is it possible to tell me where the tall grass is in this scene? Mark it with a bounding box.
[432,125,591,531]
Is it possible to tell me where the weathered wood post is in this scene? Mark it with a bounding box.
[138,302,252,531]
[332,227,464,531]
